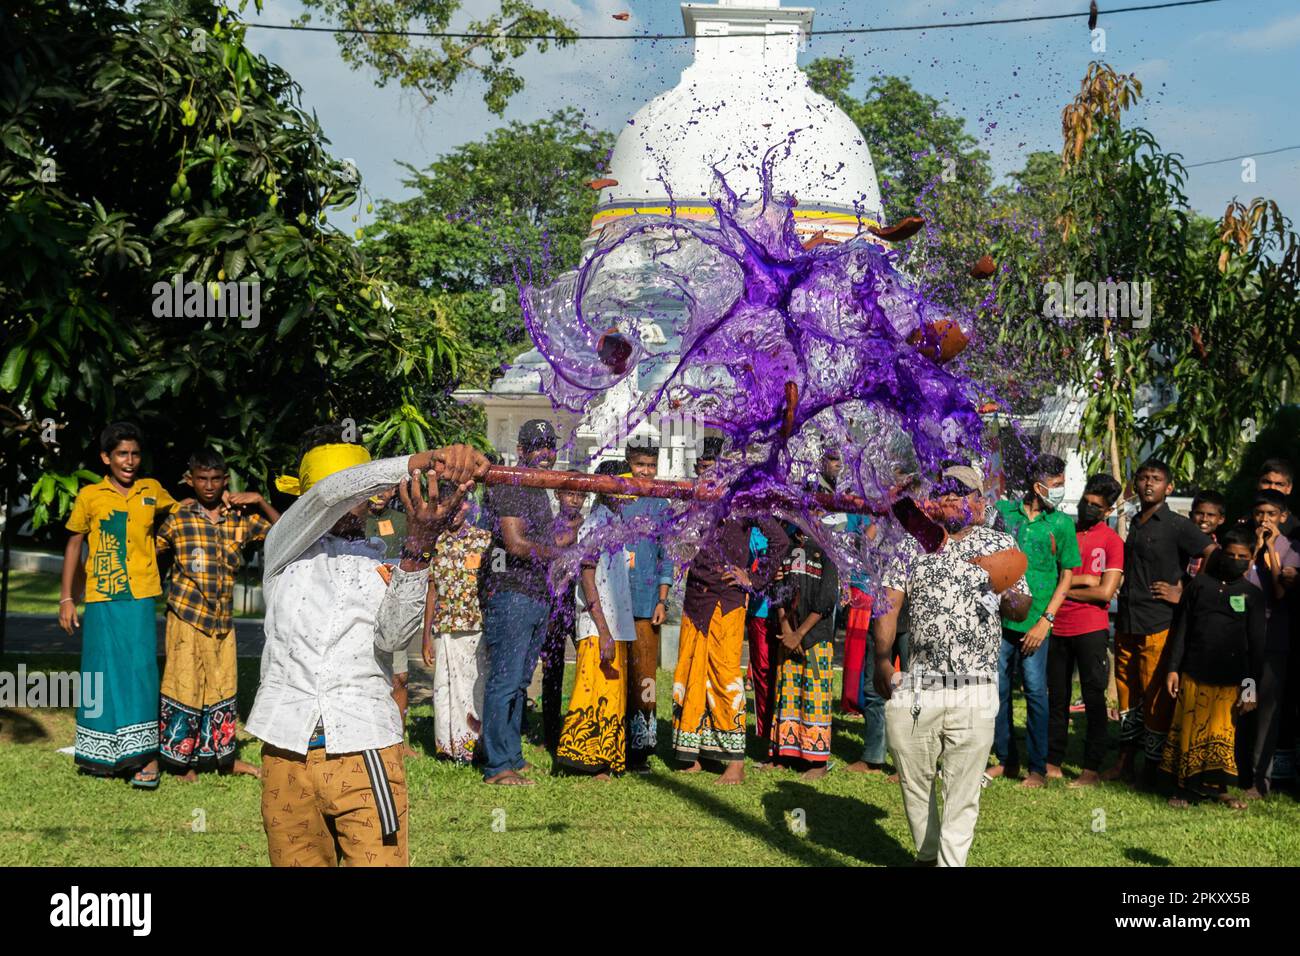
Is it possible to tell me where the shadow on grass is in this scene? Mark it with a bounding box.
[763,781,913,866]
[637,763,910,866]
[1124,846,1173,866]
[0,708,51,744]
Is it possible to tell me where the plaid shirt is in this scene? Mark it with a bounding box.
[156,504,272,636]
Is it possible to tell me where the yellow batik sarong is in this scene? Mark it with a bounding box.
[772,640,834,764]
[671,604,746,763]
[159,611,239,770]
[555,637,628,775]
[1159,673,1239,793]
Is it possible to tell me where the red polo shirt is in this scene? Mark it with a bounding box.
[1054,521,1125,637]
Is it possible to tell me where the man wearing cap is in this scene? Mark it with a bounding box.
[479,419,573,786]
[873,471,1031,866]
[248,423,487,865]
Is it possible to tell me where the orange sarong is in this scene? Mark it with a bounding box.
[671,604,746,763]
[1114,628,1175,759]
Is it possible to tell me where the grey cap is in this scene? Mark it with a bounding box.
[940,463,985,494]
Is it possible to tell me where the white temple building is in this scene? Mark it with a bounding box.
[454,0,885,475]
[454,0,1099,503]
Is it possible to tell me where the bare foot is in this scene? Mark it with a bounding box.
[716,762,745,785]
[845,760,883,774]
[1218,794,1247,810]
[801,765,829,781]
[1045,763,1064,779]
[228,759,261,779]
[1069,769,1101,788]
[985,763,1018,780]
[484,770,534,786]
[401,743,419,760]
[751,760,776,772]
[593,772,612,781]
[886,773,900,784]
[1100,760,1135,783]
[519,760,535,773]
[1241,787,1264,801]
[1019,771,1046,789]
[677,760,703,773]
[175,769,199,783]
[1167,796,1190,808]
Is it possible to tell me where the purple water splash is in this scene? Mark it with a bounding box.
[518,155,991,587]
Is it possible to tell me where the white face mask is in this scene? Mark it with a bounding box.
[1039,484,1066,510]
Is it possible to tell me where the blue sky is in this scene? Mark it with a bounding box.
[245,0,1300,226]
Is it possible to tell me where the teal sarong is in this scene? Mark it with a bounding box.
[75,598,159,774]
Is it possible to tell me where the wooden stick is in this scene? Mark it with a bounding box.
[480,464,949,553]
[483,464,877,513]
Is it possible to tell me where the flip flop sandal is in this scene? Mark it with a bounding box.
[980,771,992,789]
[131,769,161,790]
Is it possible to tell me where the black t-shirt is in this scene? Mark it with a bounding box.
[480,484,554,602]
[1117,502,1213,634]
[774,538,841,649]
[1167,573,1265,686]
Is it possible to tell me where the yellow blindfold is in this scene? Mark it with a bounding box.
[275,443,372,496]
[608,472,636,501]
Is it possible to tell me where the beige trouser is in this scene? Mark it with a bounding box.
[886,679,997,867]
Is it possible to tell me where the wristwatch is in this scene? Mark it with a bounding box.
[1042,611,1056,624]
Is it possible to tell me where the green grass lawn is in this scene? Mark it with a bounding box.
[2,570,261,617]
[2,652,1297,866]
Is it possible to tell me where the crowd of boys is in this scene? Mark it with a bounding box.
[57,418,1299,865]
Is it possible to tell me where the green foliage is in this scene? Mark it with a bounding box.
[806,59,995,314]
[1,0,473,527]
[25,469,101,532]
[364,108,614,380]
[292,0,577,116]
[985,63,1300,486]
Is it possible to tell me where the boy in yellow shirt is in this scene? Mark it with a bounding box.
[60,422,179,788]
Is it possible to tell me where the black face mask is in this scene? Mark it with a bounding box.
[1221,556,1251,580]
[1078,502,1105,527]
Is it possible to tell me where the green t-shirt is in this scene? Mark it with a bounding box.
[994,499,1082,632]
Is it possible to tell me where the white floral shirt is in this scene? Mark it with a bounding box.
[880,525,1029,678]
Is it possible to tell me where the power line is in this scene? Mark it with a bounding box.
[244,0,1226,42]
[1184,144,1300,170]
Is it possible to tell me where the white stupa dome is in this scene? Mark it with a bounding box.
[589,0,883,247]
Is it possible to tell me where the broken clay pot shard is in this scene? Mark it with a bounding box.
[970,548,1028,593]
[906,317,970,364]
[867,216,925,243]
[596,328,634,375]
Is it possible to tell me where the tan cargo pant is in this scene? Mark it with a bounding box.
[260,743,408,867]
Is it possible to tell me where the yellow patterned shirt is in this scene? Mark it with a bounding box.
[432,525,491,633]
[66,477,178,602]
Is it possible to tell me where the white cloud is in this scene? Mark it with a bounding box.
[1227,12,1300,51]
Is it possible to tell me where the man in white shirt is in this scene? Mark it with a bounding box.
[872,473,1031,867]
[247,425,487,866]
